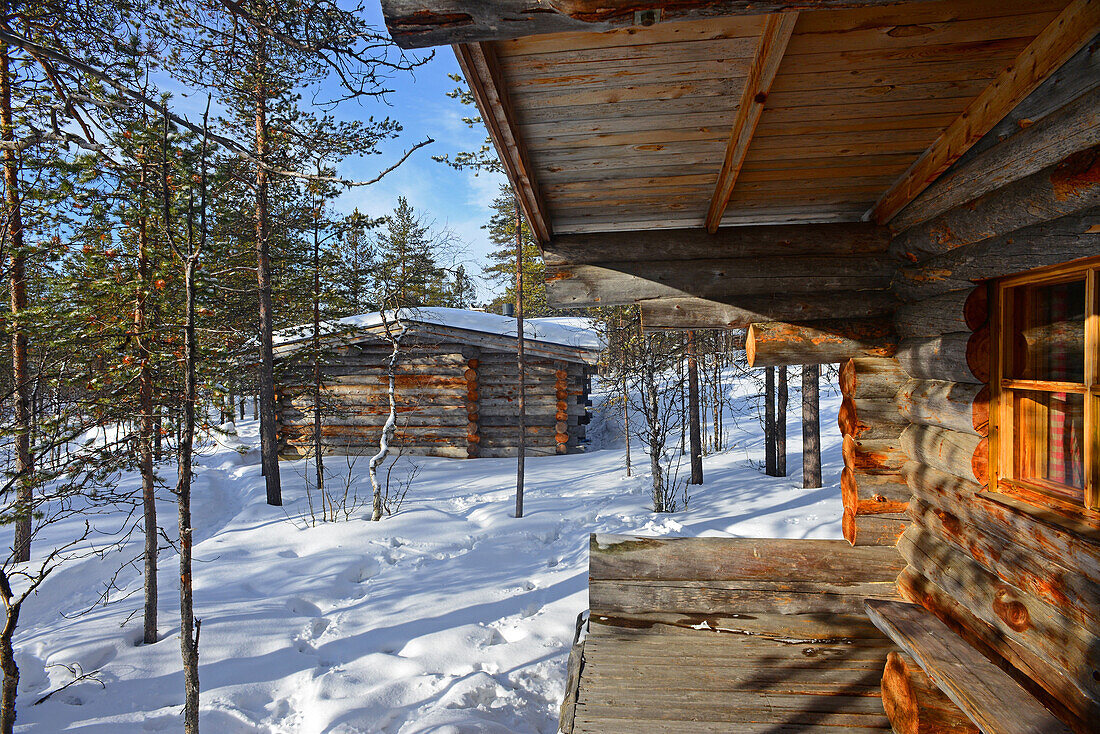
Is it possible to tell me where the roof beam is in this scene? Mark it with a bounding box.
[704,12,798,234]
[638,292,897,330]
[383,1,933,50]
[453,42,552,244]
[870,0,1100,226]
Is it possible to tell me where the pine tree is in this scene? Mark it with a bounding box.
[481,185,549,316]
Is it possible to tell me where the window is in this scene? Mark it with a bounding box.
[993,259,1099,512]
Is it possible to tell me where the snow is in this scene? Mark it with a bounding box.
[274,307,604,352]
[7,372,844,733]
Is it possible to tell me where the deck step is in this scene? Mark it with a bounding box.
[864,599,1072,734]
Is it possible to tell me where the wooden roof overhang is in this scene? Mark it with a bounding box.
[382,0,1100,330]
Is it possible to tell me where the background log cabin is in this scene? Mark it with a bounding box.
[382,1,1100,732]
[272,308,601,459]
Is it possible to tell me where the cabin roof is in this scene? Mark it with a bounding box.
[273,307,604,362]
[384,0,1090,239]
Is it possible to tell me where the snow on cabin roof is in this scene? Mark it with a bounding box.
[273,307,604,353]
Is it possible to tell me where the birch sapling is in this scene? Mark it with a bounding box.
[370,310,407,522]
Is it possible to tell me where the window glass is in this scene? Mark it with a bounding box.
[1007,278,1086,382]
[1011,390,1085,500]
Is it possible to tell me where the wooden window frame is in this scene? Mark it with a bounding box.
[990,257,1099,515]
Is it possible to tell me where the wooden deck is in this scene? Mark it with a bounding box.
[562,535,906,733]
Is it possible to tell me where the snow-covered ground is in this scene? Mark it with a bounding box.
[8,373,843,733]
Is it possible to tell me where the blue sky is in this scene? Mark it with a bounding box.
[163,3,508,299]
[320,3,508,297]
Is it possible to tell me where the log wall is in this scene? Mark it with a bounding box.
[880,46,1100,733]
[838,356,909,547]
[276,334,591,459]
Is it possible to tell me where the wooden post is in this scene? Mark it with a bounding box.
[554,365,569,454]
[687,330,703,485]
[765,366,776,476]
[802,364,821,488]
[777,366,787,477]
[514,199,525,518]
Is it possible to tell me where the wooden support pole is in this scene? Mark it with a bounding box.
[465,357,480,458]
[515,199,525,518]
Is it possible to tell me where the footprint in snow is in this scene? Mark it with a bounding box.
[286,597,322,617]
[277,549,298,559]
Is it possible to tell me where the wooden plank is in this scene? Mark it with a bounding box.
[871,0,1100,224]
[589,534,904,581]
[706,12,798,232]
[590,578,898,615]
[865,598,1073,734]
[453,42,551,243]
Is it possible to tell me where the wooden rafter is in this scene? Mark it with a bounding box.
[704,12,799,234]
[870,0,1100,225]
[453,42,552,244]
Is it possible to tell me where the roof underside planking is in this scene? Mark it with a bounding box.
[382,0,1100,327]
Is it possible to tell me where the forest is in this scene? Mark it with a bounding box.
[0,3,833,733]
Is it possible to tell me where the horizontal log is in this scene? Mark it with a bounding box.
[896,567,1096,730]
[908,497,1100,631]
[839,357,907,400]
[892,85,1100,232]
[746,319,896,368]
[897,525,1100,712]
[900,424,988,486]
[881,650,978,734]
[589,534,904,583]
[894,287,989,339]
[901,462,1100,585]
[838,396,906,440]
[543,222,890,266]
[894,210,1100,302]
[842,434,907,475]
[896,379,989,437]
[841,467,909,515]
[546,255,894,308]
[895,329,989,384]
[890,146,1100,263]
[639,291,896,330]
[382,0,925,49]
[842,508,908,547]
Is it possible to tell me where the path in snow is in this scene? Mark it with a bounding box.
[9,376,844,733]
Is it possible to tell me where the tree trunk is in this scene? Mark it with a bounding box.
[0,580,20,734]
[369,318,406,521]
[622,366,631,476]
[137,206,157,645]
[254,34,281,506]
[765,367,776,476]
[514,200,525,518]
[1,39,31,563]
[802,364,821,488]
[311,191,324,511]
[777,366,787,477]
[178,253,201,734]
[687,330,703,484]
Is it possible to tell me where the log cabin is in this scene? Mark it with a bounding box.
[272,308,601,458]
[381,1,1099,732]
